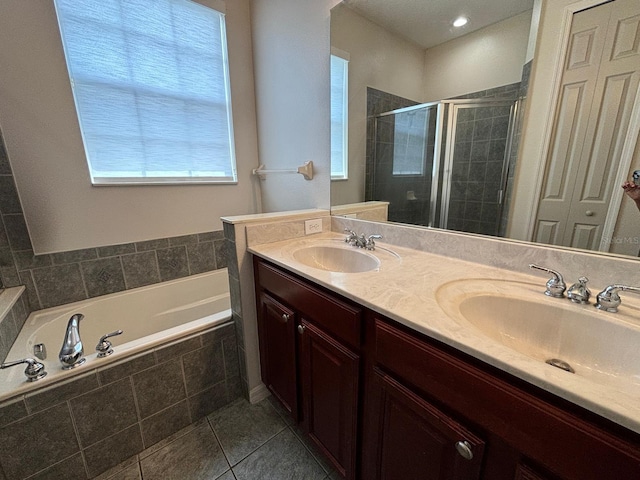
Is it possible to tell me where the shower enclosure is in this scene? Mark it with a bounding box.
[368,98,519,237]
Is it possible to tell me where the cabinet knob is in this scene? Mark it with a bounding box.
[280,313,290,323]
[297,325,305,335]
[455,440,474,460]
[585,210,594,217]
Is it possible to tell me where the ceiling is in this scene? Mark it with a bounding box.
[341,0,535,49]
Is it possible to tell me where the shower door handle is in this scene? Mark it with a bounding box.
[497,190,504,204]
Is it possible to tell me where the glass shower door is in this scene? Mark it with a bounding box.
[371,103,439,227]
[440,100,516,236]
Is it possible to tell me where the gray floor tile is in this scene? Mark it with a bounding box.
[216,470,236,480]
[291,424,340,476]
[266,394,296,426]
[232,429,326,480]
[140,421,229,480]
[208,398,286,466]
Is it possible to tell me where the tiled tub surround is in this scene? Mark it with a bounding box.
[0,287,29,365]
[15,230,228,312]
[0,321,242,480]
[228,212,640,438]
[1,269,232,401]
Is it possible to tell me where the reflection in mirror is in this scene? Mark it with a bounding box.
[330,0,640,259]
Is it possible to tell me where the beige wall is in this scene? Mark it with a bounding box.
[250,0,338,213]
[0,0,261,254]
[330,4,426,206]
[421,11,532,102]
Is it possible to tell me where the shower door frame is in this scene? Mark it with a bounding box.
[438,98,520,233]
[373,97,520,233]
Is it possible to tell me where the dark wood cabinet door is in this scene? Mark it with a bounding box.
[299,319,360,480]
[364,368,485,480]
[256,292,298,420]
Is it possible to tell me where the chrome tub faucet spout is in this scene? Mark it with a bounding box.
[59,313,86,370]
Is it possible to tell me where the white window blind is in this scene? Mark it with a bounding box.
[330,54,348,180]
[54,0,237,185]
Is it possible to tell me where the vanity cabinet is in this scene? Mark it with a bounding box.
[254,258,640,480]
[365,314,640,480]
[254,258,361,479]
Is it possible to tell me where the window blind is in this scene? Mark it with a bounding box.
[54,0,237,185]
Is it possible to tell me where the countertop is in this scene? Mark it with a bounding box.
[248,232,640,435]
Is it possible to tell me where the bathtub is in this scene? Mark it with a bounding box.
[0,269,232,402]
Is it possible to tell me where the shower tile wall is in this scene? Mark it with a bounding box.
[365,87,419,204]
[447,82,521,236]
[365,87,427,225]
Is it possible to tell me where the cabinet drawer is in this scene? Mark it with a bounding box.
[256,260,362,347]
[373,317,640,479]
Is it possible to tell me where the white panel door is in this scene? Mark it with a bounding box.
[534,0,640,250]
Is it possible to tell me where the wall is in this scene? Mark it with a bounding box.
[421,11,532,102]
[250,0,338,213]
[330,3,426,206]
[0,0,261,254]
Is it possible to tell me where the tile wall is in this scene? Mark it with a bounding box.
[0,321,241,480]
[0,291,29,366]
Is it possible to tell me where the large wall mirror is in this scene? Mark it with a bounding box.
[330,0,640,259]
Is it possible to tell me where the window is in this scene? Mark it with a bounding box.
[54,0,236,185]
[330,52,349,180]
[392,108,428,176]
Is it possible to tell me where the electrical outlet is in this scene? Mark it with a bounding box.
[305,218,323,235]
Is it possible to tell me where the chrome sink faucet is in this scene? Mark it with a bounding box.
[344,229,383,250]
[529,264,566,298]
[59,313,86,370]
[595,285,640,313]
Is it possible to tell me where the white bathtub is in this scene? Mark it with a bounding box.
[0,269,232,402]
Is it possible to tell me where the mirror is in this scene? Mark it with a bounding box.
[330,0,640,259]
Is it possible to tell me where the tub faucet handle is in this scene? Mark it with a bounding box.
[96,330,123,358]
[1,357,47,382]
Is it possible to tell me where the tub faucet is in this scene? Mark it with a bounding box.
[59,313,86,370]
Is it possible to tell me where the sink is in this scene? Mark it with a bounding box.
[292,245,381,273]
[436,279,640,389]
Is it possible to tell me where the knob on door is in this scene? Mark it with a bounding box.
[280,313,290,323]
[455,440,474,460]
[585,210,594,216]
[297,324,305,335]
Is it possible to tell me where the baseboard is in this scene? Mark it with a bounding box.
[249,383,270,404]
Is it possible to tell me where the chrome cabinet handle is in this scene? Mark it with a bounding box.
[281,313,290,322]
[297,325,305,335]
[455,440,474,460]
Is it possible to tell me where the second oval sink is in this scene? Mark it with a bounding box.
[292,245,380,273]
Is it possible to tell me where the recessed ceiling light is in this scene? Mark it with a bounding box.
[453,17,468,28]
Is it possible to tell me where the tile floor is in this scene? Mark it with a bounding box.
[95,396,341,480]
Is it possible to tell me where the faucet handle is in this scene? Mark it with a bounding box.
[365,234,383,250]
[344,229,358,244]
[595,285,640,313]
[96,330,123,358]
[1,358,47,382]
[529,264,566,298]
[567,277,591,304]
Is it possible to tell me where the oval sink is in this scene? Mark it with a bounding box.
[292,245,380,273]
[436,279,640,390]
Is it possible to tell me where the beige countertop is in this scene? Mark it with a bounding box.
[249,232,640,435]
